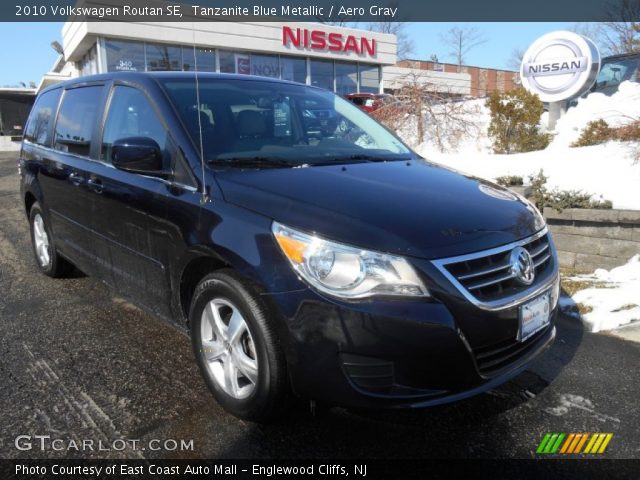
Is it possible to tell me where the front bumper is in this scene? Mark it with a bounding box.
[266,270,559,409]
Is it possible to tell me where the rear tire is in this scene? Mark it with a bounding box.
[29,202,69,278]
[189,270,289,422]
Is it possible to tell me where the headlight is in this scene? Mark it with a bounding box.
[526,200,546,231]
[272,222,429,299]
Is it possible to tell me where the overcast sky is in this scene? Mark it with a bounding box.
[0,21,580,86]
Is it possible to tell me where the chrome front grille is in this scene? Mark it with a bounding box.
[432,228,556,310]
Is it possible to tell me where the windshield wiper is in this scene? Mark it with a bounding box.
[209,156,300,169]
[314,154,412,165]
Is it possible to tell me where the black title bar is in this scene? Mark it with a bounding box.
[5,0,640,22]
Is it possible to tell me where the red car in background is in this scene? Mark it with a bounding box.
[344,93,390,113]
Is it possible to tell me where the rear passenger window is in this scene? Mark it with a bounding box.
[24,88,61,146]
[101,86,171,169]
[54,86,103,157]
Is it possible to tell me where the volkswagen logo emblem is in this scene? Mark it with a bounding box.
[510,247,535,286]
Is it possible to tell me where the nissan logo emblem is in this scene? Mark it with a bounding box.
[510,247,535,286]
[520,31,600,103]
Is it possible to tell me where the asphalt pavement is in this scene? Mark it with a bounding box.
[1,152,638,463]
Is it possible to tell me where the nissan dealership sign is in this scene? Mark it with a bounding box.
[520,31,600,103]
[282,26,377,57]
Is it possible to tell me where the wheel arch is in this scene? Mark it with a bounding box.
[24,191,37,217]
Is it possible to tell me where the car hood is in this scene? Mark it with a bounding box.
[215,159,544,259]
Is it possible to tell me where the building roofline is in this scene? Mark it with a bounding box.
[398,59,517,73]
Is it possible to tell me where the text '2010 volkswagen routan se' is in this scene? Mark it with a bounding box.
[20,72,559,421]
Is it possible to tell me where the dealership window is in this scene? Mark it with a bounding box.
[219,50,234,73]
[24,88,61,146]
[280,56,306,84]
[54,86,103,157]
[104,39,145,72]
[310,59,334,91]
[146,43,182,71]
[79,44,98,76]
[219,50,252,75]
[359,65,380,93]
[182,47,216,72]
[335,62,358,96]
[251,54,280,79]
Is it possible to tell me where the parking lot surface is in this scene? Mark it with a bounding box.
[1,153,638,462]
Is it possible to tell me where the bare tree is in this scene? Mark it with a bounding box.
[440,26,487,72]
[600,0,640,54]
[571,22,602,43]
[506,47,525,72]
[315,15,358,28]
[367,5,415,60]
[373,71,482,149]
[573,3,640,56]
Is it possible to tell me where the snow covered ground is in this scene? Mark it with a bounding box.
[396,81,640,210]
[560,255,640,333]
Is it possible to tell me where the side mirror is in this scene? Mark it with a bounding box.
[111,137,171,178]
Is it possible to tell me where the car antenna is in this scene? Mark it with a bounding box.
[192,23,209,204]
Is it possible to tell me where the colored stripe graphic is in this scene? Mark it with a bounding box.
[574,433,589,453]
[583,433,599,453]
[537,433,613,454]
[598,434,613,453]
[537,433,552,454]
[559,433,575,454]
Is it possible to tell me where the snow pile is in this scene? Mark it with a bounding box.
[550,81,640,150]
[396,81,640,210]
[421,143,640,210]
[562,255,640,333]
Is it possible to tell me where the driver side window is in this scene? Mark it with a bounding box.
[101,85,170,168]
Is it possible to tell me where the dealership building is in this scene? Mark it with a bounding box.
[1,20,514,145]
[40,21,397,95]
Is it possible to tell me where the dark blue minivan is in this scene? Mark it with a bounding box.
[20,72,559,421]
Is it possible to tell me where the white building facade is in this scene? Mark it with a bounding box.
[49,21,397,95]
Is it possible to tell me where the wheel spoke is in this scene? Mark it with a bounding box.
[232,348,258,385]
[223,356,239,396]
[34,219,43,238]
[208,302,228,341]
[227,308,246,345]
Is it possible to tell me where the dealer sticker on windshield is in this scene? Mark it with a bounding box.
[519,291,551,342]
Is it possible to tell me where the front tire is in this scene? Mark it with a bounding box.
[29,202,69,277]
[189,270,289,422]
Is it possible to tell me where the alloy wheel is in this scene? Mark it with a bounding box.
[33,213,51,268]
[200,298,259,399]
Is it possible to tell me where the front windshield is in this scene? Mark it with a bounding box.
[593,56,640,93]
[158,77,411,167]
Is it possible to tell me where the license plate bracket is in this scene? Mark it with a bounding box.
[518,291,551,342]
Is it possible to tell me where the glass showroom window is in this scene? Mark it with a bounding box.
[182,47,216,72]
[251,54,281,79]
[219,51,251,74]
[310,59,334,91]
[281,56,306,84]
[146,43,182,71]
[359,65,380,93]
[104,39,145,73]
[79,44,98,76]
[335,62,358,96]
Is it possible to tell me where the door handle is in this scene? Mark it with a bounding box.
[68,172,85,186]
[87,177,103,194]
